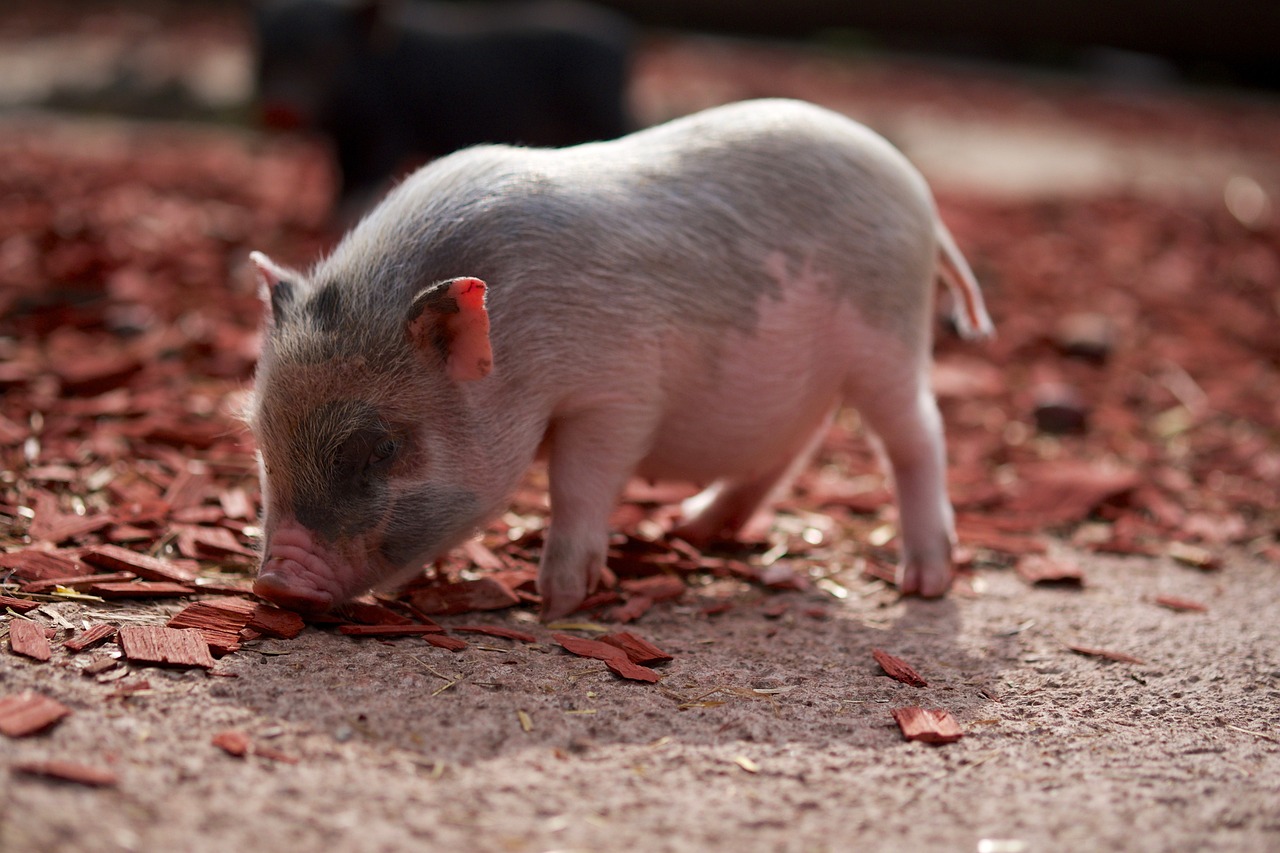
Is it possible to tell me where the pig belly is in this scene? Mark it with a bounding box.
[637,282,921,484]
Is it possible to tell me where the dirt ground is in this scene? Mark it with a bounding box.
[2,12,1279,853]
[4,549,1279,853]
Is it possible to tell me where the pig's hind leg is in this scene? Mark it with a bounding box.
[671,412,833,547]
[847,362,956,597]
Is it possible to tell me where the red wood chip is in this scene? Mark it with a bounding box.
[163,467,212,512]
[408,578,521,615]
[1065,642,1145,665]
[212,730,251,757]
[578,589,624,610]
[1016,555,1086,585]
[63,623,118,652]
[117,625,214,669]
[340,601,415,626]
[247,604,306,639]
[553,633,661,682]
[338,624,446,637]
[0,549,91,581]
[80,543,198,583]
[13,760,119,787]
[599,631,674,665]
[27,501,113,544]
[174,524,257,559]
[1154,595,1208,613]
[89,581,195,599]
[891,707,964,744]
[872,648,928,688]
[0,691,71,737]
[168,600,256,655]
[22,571,138,594]
[9,619,53,662]
[606,595,653,623]
[955,517,1050,556]
[1004,463,1141,525]
[618,575,686,602]
[450,625,538,643]
[0,594,41,613]
[423,634,468,652]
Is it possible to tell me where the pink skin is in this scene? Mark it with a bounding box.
[253,523,367,614]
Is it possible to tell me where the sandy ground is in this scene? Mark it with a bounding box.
[4,548,1279,853]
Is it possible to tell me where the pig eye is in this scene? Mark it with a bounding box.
[368,436,400,469]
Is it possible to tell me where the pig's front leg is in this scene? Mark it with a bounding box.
[539,408,653,621]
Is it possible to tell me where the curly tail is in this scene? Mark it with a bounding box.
[935,221,995,340]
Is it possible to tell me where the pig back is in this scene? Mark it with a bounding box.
[317,99,939,403]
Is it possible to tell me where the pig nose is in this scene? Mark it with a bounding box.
[253,572,333,614]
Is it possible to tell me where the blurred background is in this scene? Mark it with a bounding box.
[1,0,1277,211]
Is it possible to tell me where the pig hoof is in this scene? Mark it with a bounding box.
[539,595,584,624]
[253,572,333,614]
[896,560,953,598]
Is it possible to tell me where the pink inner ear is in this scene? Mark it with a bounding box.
[443,278,492,381]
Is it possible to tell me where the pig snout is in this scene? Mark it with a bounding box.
[254,525,349,614]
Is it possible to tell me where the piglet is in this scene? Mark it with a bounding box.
[247,98,994,620]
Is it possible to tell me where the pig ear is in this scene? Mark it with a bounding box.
[250,251,301,329]
[406,277,493,382]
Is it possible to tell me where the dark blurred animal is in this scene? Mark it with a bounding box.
[254,0,634,206]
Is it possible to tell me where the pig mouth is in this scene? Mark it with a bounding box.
[253,524,379,614]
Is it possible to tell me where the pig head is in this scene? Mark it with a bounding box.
[246,251,500,613]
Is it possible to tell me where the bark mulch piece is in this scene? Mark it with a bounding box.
[599,631,674,666]
[211,730,298,763]
[63,623,118,652]
[605,595,653,623]
[0,691,72,737]
[79,544,198,584]
[618,574,686,602]
[0,594,41,613]
[89,581,195,599]
[1154,595,1208,613]
[8,619,53,661]
[338,624,446,637]
[247,604,306,639]
[423,634,468,652]
[450,624,538,643]
[891,707,965,744]
[167,598,257,655]
[872,648,928,688]
[22,571,137,593]
[1064,642,1145,665]
[1016,555,1086,586]
[12,760,119,787]
[408,578,521,615]
[1003,463,1142,526]
[0,549,91,581]
[117,625,214,669]
[211,730,251,757]
[553,632,661,683]
[339,601,415,626]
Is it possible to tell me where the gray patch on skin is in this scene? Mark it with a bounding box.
[270,279,294,325]
[309,281,345,333]
[379,483,482,568]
